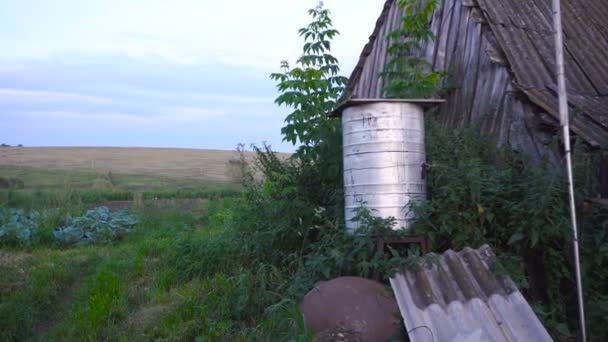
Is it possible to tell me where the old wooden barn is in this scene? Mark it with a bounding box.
[337,0,608,199]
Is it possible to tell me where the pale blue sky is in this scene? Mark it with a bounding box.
[1,0,384,152]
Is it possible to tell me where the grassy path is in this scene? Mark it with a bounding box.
[1,200,302,341]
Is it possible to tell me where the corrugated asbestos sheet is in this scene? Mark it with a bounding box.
[390,245,553,342]
[476,0,608,148]
[338,0,608,154]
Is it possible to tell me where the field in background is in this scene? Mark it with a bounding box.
[1,147,292,193]
[0,164,232,192]
[0,147,267,189]
[0,146,285,210]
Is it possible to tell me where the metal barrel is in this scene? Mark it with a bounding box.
[342,102,427,233]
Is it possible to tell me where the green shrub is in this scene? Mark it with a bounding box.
[150,265,298,341]
[208,0,419,310]
[226,153,248,184]
[411,114,607,339]
[92,178,115,189]
[226,143,421,300]
[0,177,9,189]
[9,177,25,189]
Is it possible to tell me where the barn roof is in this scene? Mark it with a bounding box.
[338,0,608,149]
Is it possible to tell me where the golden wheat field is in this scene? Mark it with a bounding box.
[0,146,269,183]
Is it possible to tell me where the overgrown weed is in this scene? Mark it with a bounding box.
[411,114,608,339]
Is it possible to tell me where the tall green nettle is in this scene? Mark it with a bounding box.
[270,2,348,161]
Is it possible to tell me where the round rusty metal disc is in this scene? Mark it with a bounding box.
[300,276,402,341]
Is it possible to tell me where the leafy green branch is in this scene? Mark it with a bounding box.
[270,2,348,160]
[381,0,446,98]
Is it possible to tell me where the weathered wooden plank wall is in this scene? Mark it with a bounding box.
[419,0,561,164]
[348,0,562,164]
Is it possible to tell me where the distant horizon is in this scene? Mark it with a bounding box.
[1,0,385,152]
[1,144,294,153]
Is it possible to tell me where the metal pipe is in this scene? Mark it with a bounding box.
[551,0,586,340]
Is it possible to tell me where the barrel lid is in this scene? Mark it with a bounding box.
[331,98,445,117]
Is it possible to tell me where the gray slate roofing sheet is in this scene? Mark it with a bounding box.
[475,0,608,148]
[390,245,553,342]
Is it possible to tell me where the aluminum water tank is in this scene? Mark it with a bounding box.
[343,101,427,233]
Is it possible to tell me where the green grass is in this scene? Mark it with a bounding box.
[0,199,306,341]
[0,164,242,212]
[0,164,238,192]
[0,247,102,340]
[0,188,241,211]
[0,151,329,340]
[0,162,277,340]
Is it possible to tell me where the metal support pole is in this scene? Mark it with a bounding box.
[552,0,586,340]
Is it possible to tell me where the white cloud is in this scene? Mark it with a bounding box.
[0,88,106,104]
[0,0,384,71]
[112,85,274,104]
[17,110,148,124]
[16,107,224,128]
[158,106,223,122]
